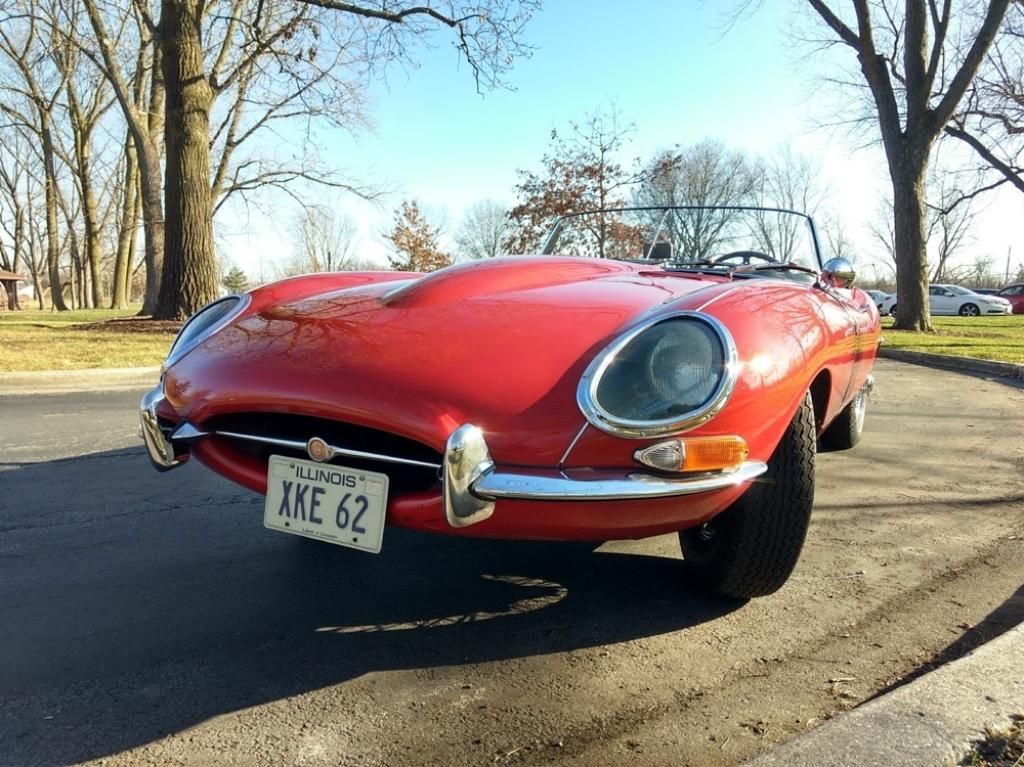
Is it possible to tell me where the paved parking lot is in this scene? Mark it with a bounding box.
[1,359,1022,766]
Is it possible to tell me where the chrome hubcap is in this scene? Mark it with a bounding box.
[853,391,866,433]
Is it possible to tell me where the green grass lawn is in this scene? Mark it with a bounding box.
[0,307,179,372]
[882,315,1024,364]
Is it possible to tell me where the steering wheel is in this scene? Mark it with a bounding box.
[713,250,777,266]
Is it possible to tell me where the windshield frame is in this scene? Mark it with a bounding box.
[540,205,825,271]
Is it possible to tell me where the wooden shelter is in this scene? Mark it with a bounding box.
[0,269,25,310]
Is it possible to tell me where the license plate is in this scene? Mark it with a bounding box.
[263,455,389,553]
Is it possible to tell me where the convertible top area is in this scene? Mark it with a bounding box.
[542,205,823,273]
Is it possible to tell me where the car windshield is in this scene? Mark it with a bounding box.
[945,285,974,296]
[542,206,822,272]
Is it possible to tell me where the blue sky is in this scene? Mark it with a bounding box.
[220,1,1022,281]
[358,2,803,207]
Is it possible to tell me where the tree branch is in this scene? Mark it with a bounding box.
[806,0,859,48]
[933,0,1012,131]
[291,1,478,27]
[944,122,1024,194]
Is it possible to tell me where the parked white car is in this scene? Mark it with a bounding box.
[866,289,889,311]
[880,284,1013,317]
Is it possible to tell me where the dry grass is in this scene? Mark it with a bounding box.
[960,714,1024,766]
[0,307,179,372]
[882,315,1024,364]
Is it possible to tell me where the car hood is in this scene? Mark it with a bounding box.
[163,257,733,465]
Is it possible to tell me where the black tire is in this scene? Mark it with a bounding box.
[959,303,980,317]
[819,387,867,451]
[679,392,816,599]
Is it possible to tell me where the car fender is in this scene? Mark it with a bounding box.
[565,280,865,469]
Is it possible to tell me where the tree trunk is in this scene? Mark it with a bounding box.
[111,132,138,309]
[67,223,83,309]
[125,181,140,301]
[155,0,219,320]
[137,145,164,315]
[32,273,44,309]
[11,209,23,309]
[890,156,932,331]
[139,44,165,316]
[79,145,104,309]
[40,120,68,312]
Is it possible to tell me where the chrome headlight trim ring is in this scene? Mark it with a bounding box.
[163,293,251,371]
[576,311,739,439]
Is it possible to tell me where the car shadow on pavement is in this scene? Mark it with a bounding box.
[0,449,742,766]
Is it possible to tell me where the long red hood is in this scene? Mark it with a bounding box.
[163,257,735,465]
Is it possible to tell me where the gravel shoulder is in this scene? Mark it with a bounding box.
[1,359,1022,767]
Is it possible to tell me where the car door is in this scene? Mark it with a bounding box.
[817,283,876,411]
[929,285,953,315]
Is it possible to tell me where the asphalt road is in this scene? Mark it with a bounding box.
[1,360,1023,767]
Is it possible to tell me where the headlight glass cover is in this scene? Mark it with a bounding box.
[164,294,249,369]
[578,313,737,438]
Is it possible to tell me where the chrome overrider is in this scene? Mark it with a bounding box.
[139,387,182,471]
[139,384,768,527]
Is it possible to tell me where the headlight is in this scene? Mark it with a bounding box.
[164,294,250,369]
[577,312,737,438]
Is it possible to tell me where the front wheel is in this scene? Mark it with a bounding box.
[819,386,867,451]
[959,303,980,317]
[679,392,816,599]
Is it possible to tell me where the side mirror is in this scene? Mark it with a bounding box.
[821,257,856,289]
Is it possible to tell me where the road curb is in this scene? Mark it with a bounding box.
[0,366,159,396]
[878,347,1024,380]
[741,621,1024,767]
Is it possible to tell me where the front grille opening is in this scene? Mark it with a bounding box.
[207,412,442,495]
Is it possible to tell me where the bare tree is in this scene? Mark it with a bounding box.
[751,146,828,262]
[0,1,70,310]
[804,0,1010,330]
[635,140,760,260]
[455,199,508,260]
[3,143,51,307]
[54,15,115,308]
[110,128,141,308]
[819,213,856,262]
[0,132,32,308]
[948,253,999,286]
[79,0,165,314]
[926,175,978,281]
[507,106,647,255]
[293,204,358,272]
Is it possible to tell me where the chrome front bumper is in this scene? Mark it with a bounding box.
[139,387,185,471]
[140,385,767,527]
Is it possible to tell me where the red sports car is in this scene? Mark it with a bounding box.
[995,283,1024,314]
[141,206,880,598]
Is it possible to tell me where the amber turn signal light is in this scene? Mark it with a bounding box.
[634,436,749,473]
